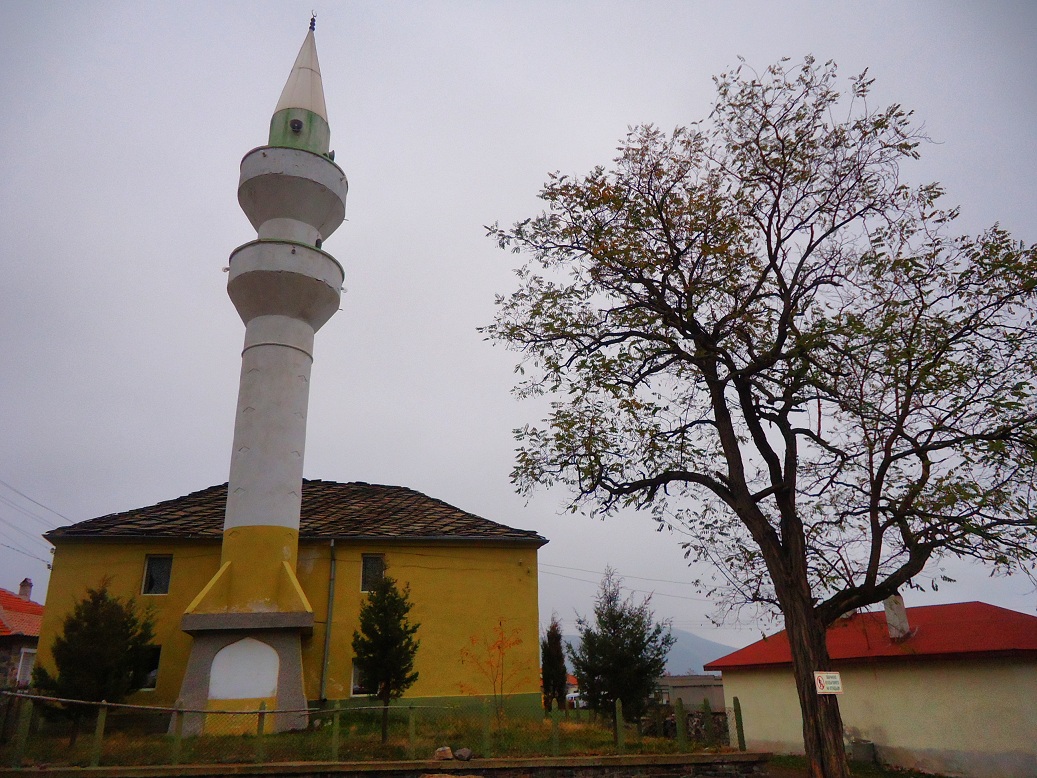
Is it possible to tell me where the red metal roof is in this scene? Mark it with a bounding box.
[0,588,44,638]
[704,602,1037,671]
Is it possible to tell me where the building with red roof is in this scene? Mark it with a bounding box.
[0,579,44,688]
[704,600,1037,778]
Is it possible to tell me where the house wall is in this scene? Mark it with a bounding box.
[37,537,542,713]
[0,637,39,688]
[296,540,541,711]
[656,675,725,711]
[37,539,222,705]
[721,657,1037,778]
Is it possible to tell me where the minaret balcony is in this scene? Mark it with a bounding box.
[227,240,343,331]
[238,146,348,244]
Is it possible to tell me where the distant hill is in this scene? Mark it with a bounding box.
[664,628,734,674]
[563,627,734,676]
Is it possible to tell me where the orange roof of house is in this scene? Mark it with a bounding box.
[0,588,44,638]
[704,602,1037,671]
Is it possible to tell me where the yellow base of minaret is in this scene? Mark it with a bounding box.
[185,526,313,616]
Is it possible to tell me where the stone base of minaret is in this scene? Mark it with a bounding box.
[175,626,310,735]
[172,535,316,734]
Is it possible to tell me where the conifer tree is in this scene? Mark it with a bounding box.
[568,570,673,725]
[351,576,420,743]
[33,584,156,742]
[540,615,567,713]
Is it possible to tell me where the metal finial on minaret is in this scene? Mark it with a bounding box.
[310,13,316,31]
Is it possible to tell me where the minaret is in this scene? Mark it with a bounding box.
[176,18,347,734]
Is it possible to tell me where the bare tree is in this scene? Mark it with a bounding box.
[485,56,1037,777]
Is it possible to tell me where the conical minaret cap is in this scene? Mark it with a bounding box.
[274,27,328,121]
[267,21,332,154]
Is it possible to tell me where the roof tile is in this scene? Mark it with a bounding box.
[44,480,547,546]
[0,588,44,638]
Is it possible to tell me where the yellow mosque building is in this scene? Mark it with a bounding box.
[37,479,546,716]
[35,20,546,728]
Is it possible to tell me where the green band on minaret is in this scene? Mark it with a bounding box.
[269,108,331,154]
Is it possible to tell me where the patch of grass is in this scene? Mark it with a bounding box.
[3,708,729,768]
[768,754,950,778]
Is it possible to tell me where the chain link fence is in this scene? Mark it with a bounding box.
[0,692,739,769]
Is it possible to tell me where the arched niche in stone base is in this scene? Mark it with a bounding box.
[208,636,279,700]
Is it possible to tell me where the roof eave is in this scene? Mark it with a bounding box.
[706,647,1037,672]
[45,532,548,547]
[306,534,548,547]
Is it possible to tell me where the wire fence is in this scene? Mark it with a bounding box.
[0,691,737,769]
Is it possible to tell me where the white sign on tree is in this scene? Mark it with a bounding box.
[814,672,843,695]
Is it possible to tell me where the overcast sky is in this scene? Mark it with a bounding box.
[1,1,1034,648]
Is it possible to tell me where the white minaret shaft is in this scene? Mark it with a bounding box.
[226,25,346,542]
[176,20,347,734]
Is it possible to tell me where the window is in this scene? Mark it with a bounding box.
[361,554,384,592]
[15,649,36,687]
[351,661,374,696]
[142,555,172,595]
[138,646,161,691]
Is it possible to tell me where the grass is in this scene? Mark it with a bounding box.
[768,754,951,778]
[3,708,721,768]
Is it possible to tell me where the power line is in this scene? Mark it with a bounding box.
[539,568,711,602]
[0,477,72,525]
[0,542,51,568]
[0,493,61,529]
[539,562,699,587]
[0,512,53,551]
[539,562,711,601]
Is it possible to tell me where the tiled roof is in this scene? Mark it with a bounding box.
[704,602,1037,671]
[44,480,547,546]
[0,589,44,638]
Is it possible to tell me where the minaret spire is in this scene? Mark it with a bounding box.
[269,17,330,154]
[175,24,349,735]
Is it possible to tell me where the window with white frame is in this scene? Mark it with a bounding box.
[351,661,375,696]
[142,555,172,595]
[15,648,36,687]
[360,554,384,592]
[139,646,161,690]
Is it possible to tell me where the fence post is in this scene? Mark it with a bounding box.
[481,697,492,757]
[701,698,715,746]
[254,701,267,763]
[674,698,687,752]
[89,702,108,767]
[733,696,746,751]
[550,700,560,756]
[10,698,32,768]
[331,700,341,761]
[614,698,625,753]
[171,700,184,765]
[407,706,416,760]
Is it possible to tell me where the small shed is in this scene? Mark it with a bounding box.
[705,601,1037,778]
[655,674,725,710]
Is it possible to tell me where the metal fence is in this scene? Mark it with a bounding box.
[0,692,740,769]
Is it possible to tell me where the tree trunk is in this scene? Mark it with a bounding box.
[380,692,390,744]
[68,710,81,747]
[781,592,849,778]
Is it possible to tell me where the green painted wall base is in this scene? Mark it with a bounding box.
[314,692,543,718]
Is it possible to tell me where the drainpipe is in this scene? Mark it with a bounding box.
[319,539,337,702]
